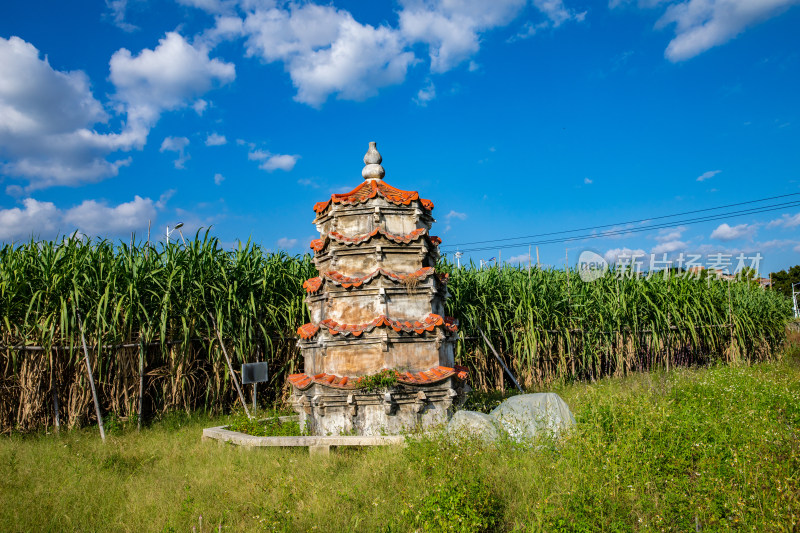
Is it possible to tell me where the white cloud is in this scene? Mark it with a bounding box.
[0,199,60,240]
[415,80,436,106]
[584,177,593,184]
[442,209,467,233]
[63,195,157,235]
[696,169,721,181]
[655,225,687,242]
[243,4,414,106]
[199,15,246,48]
[507,253,533,264]
[0,36,136,189]
[756,238,800,250]
[590,222,641,240]
[247,149,269,161]
[110,31,235,129]
[609,0,669,7]
[767,212,800,229]
[509,21,550,41]
[533,0,584,27]
[198,0,575,107]
[297,178,319,188]
[0,32,235,190]
[192,99,208,115]
[160,136,191,169]
[651,240,687,254]
[205,132,227,146]
[0,195,157,240]
[155,189,176,210]
[176,0,236,14]
[443,209,467,232]
[604,247,647,264]
[277,237,298,249]
[248,148,298,172]
[260,154,298,172]
[656,0,800,62]
[106,0,139,32]
[398,0,526,72]
[445,210,468,221]
[214,172,225,185]
[710,222,757,241]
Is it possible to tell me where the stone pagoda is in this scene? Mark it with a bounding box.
[289,142,469,436]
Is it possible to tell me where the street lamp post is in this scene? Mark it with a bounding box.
[166,222,185,245]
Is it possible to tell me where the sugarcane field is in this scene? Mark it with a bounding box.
[3,2,800,531]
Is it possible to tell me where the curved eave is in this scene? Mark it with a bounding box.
[312,180,434,215]
[288,365,469,390]
[303,266,448,294]
[309,229,441,253]
[296,313,458,339]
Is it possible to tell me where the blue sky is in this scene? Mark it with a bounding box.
[0,0,798,276]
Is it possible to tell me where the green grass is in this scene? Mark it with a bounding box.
[1,356,799,532]
[226,413,304,437]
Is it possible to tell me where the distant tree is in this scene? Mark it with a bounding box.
[770,265,800,298]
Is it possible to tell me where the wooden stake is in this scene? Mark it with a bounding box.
[49,349,60,433]
[252,345,260,414]
[536,246,540,269]
[210,314,251,418]
[727,279,735,362]
[137,340,145,431]
[565,248,574,376]
[76,309,105,442]
[477,325,523,392]
[139,228,150,432]
[51,382,60,433]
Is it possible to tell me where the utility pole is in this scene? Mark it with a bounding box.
[454,251,463,269]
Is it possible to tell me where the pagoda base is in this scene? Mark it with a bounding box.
[291,377,470,436]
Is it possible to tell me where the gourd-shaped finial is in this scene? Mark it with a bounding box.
[362,141,385,180]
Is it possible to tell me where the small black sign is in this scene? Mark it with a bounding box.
[241,362,269,384]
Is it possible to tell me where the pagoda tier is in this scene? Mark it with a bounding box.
[304,269,449,326]
[290,142,468,436]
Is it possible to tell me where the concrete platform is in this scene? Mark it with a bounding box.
[202,424,406,455]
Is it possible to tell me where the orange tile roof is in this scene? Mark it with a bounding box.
[309,238,324,252]
[304,266,440,293]
[313,180,434,214]
[302,277,324,293]
[287,364,469,390]
[296,313,457,339]
[297,323,320,339]
[331,227,426,245]
[309,228,440,253]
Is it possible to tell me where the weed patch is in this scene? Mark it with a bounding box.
[355,369,399,392]
[227,414,303,437]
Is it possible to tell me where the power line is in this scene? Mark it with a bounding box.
[448,199,800,255]
[441,191,800,251]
